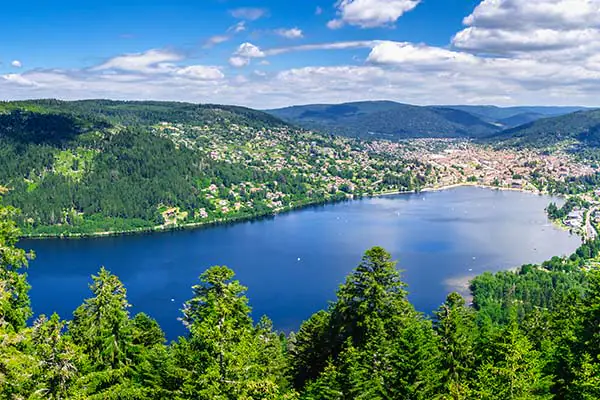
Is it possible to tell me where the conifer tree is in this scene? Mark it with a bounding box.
[69,268,145,398]
[474,314,552,399]
[31,313,78,399]
[177,265,288,399]
[434,292,477,399]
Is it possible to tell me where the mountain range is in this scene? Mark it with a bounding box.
[492,109,600,148]
[266,101,591,142]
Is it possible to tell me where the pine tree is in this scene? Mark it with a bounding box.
[68,268,145,398]
[434,292,477,399]
[289,310,331,390]
[301,247,442,399]
[31,313,78,399]
[474,315,552,400]
[132,312,165,348]
[177,265,288,399]
[0,202,34,331]
[564,268,600,399]
[70,267,133,369]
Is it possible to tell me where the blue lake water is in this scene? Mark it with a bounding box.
[23,187,580,339]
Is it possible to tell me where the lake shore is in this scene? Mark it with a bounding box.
[21,182,550,240]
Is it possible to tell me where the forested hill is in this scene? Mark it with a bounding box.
[0,99,286,129]
[266,101,500,139]
[0,100,433,237]
[490,109,600,149]
[445,105,588,128]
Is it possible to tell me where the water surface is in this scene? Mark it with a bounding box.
[24,187,580,339]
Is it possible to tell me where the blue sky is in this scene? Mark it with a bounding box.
[1,0,599,108]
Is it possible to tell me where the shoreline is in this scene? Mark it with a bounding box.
[20,182,551,240]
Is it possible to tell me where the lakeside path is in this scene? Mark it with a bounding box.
[22,182,551,240]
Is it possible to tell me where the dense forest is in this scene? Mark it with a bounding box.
[0,100,430,237]
[267,101,499,140]
[2,199,600,399]
[266,102,588,140]
[490,109,600,149]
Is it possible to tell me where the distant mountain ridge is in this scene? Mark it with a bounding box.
[445,105,589,128]
[491,109,600,148]
[266,101,499,139]
[266,101,591,140]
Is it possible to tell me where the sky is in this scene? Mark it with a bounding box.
[1,0,599,108]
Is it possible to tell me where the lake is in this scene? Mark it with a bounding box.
[23,187,580,339]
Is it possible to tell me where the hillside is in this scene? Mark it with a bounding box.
[0,100,433,237]
[0,99,286,129]
[491,109,600,148]
[266,102,593,139]
[266,101,499,139]
[446,105,588,127]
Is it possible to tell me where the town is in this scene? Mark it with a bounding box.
[153,121,599,236]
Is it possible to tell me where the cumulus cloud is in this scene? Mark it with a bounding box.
[462,0,600,30]
[11,60,22,68]
[229,43,266,68]
[275,28,304,39]
[4,50,600,108]
[174,66,225,80]
[4,1,600,109]
[452,0,600,59]
[367,41,477,67]
[229,7,268,21]
[235,43,266,58]
[328,0,421,29]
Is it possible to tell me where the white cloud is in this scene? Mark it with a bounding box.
[93,49,183,73]
[227,40,378,68]
[452,0,600,59]
[266,40,377,56]
[204,22,247,48]
[275,28,304,39]
[229,7,268,21]
[4,1,600,109]
[328,0,421,29]
[229,21,247,34]
[11,60,22,68]
[462,0,600,30]
[229,43,266,68]
[205,35,230,47]
[327,19,345,30]
[2,73,36,86]
[316,6,323,15]
[229,56,250,68]
[235,43,266,58]
[174,66,224,80]
[4,49,600,109]
[367,41,478,67]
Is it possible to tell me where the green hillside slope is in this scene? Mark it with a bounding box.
[492,109,600,148]
[0,100,432,237]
